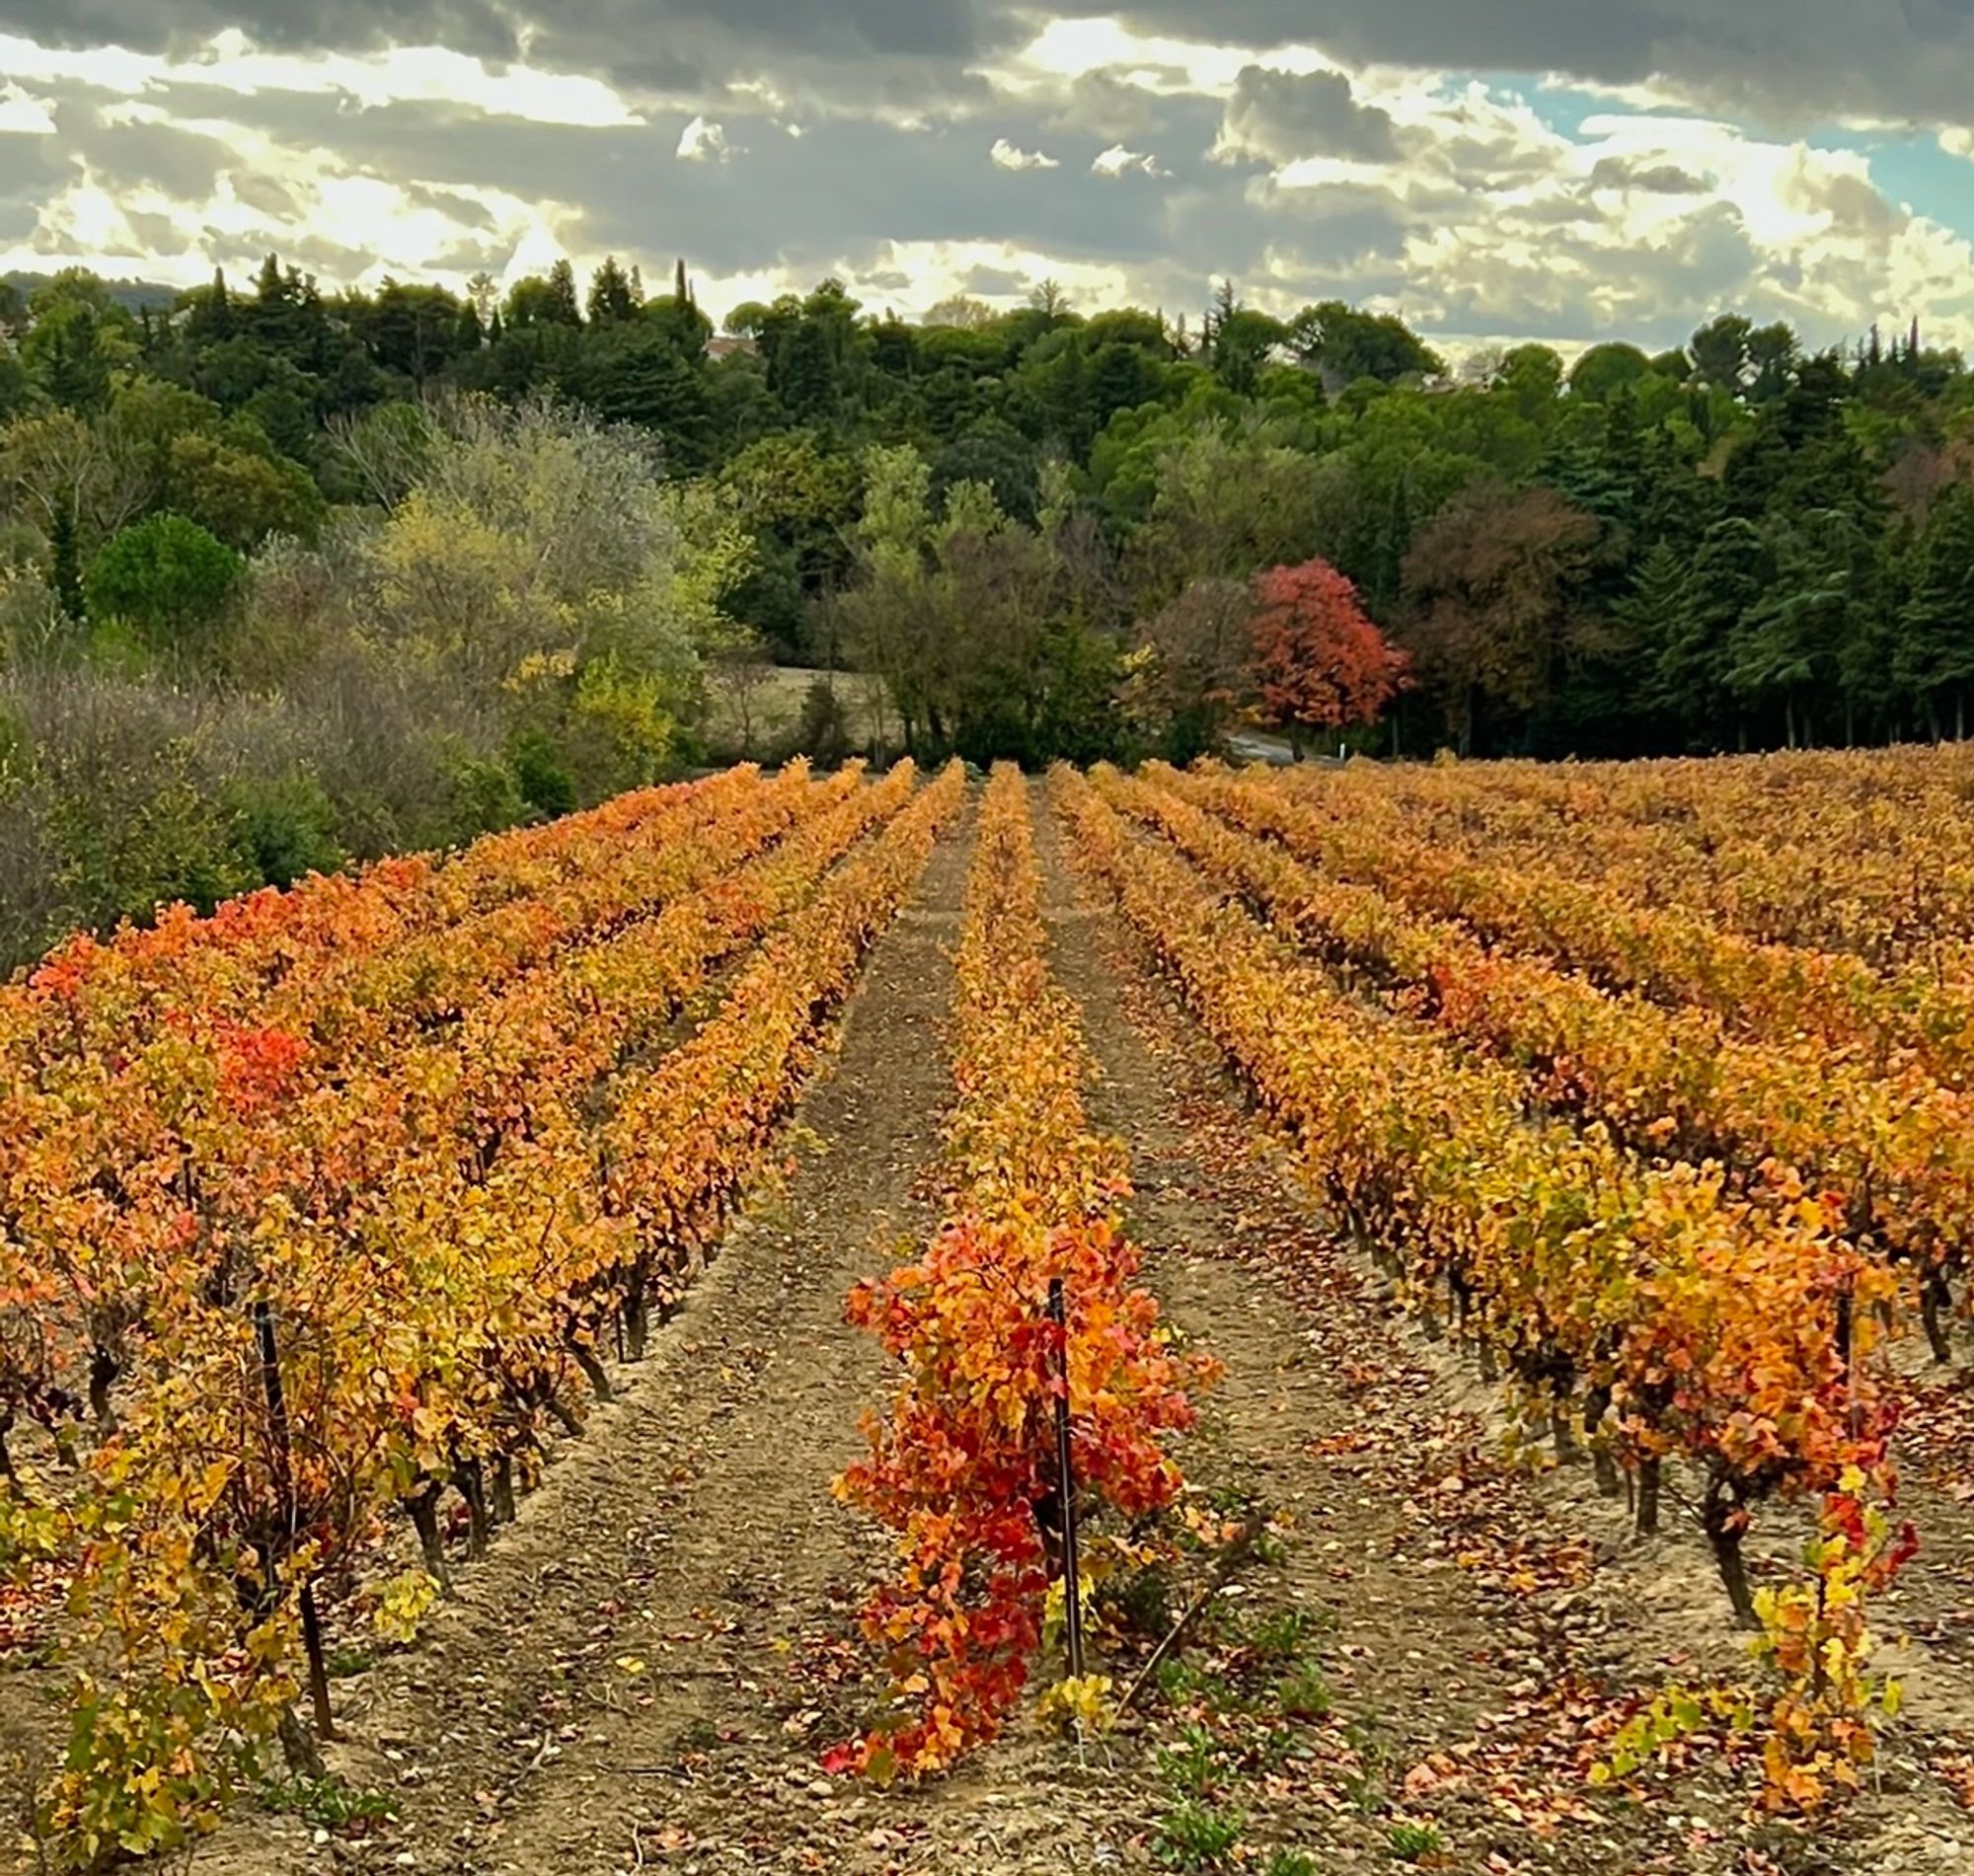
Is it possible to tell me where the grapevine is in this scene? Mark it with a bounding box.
[836,765,1212,1776]
[0,760,963,1864]
[1051,764,1906,1808]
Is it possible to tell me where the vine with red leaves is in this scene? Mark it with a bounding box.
[835,764,1213,1778]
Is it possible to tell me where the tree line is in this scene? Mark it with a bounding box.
[1,254,1972,952]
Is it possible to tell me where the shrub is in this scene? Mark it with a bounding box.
[225,770,345,888]
[85,513,244,652]
[444,752,527,840]
[788,675,853,768]
[45,737,258,928]
[507,729,577,819]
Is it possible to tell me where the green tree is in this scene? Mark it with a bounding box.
[85,513,244,649]
[0,344,29,423]
[22,289,132,413]
[506,263,583,330]
[1655,516,1765,745]
[1568,343,1650,405]
[586,257,640,325]
[167,431,326,550]
[49,500,85,623]
[1690,314,1753,395]
[1727,505,1883,746]
[1287,301,1444,388]
[1204,285,1287,396]
[1492,344,1564,423]
[1898,479,1974,739]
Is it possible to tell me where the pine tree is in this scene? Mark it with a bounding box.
[546,258,582,327]
[187,265,234,347]
[586,256,637,325]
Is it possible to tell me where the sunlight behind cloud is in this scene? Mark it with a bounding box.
[0,9,1968,354]
[677,115,733,163]
[0,82,55,134]
[0,29,644,125]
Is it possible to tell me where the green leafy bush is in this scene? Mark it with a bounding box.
[224,770,345,887]
[507,728,578,818]
[84,513,244,651]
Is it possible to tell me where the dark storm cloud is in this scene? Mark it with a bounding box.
[0,0,997,112]
[0,134,55,245]
[1031,2,1669,84]
[403,183,497,232]
[229,173,302,218]
[1590,157,1710,194]
[51,105,238,200]
[1218,65,1399,165]
[959,264,1030,296]
[13,0,1974,132]
[1046,0,1974,128]
[0,0,520,60]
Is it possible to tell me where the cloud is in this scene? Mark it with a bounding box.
[1029,1,1974,130]
[990,135,1058,171]
[676,113,730,162]
[1590,156,1710,194]
[0,81,55,132]
[13,0,1974,136]
[1215,64,1399,166]
[1092,143,1169,179]
[2,9,1974,363]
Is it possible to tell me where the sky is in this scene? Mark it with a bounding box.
[5,1,1974,358]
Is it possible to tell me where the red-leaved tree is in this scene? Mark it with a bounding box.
[1249,557,1408,754]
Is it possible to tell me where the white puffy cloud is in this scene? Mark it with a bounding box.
[1091,142,1169,178]
[675,113,731,162]
[0,81,55,132]
[989,135,1059,170]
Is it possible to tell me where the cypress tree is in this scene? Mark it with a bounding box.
[49,502,85,625]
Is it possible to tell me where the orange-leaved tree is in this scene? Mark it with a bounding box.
[1248,557,1407,755]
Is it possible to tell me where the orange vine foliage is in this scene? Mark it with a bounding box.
[1053,763,1905,1810]
[0,758,963,1866]
[1111,761,1974,1350]
[835,765,1212,1778]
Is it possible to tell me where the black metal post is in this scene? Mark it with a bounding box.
[1047,1278,1085,1682]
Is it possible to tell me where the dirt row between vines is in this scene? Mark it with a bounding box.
[61,781,1960,1876]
